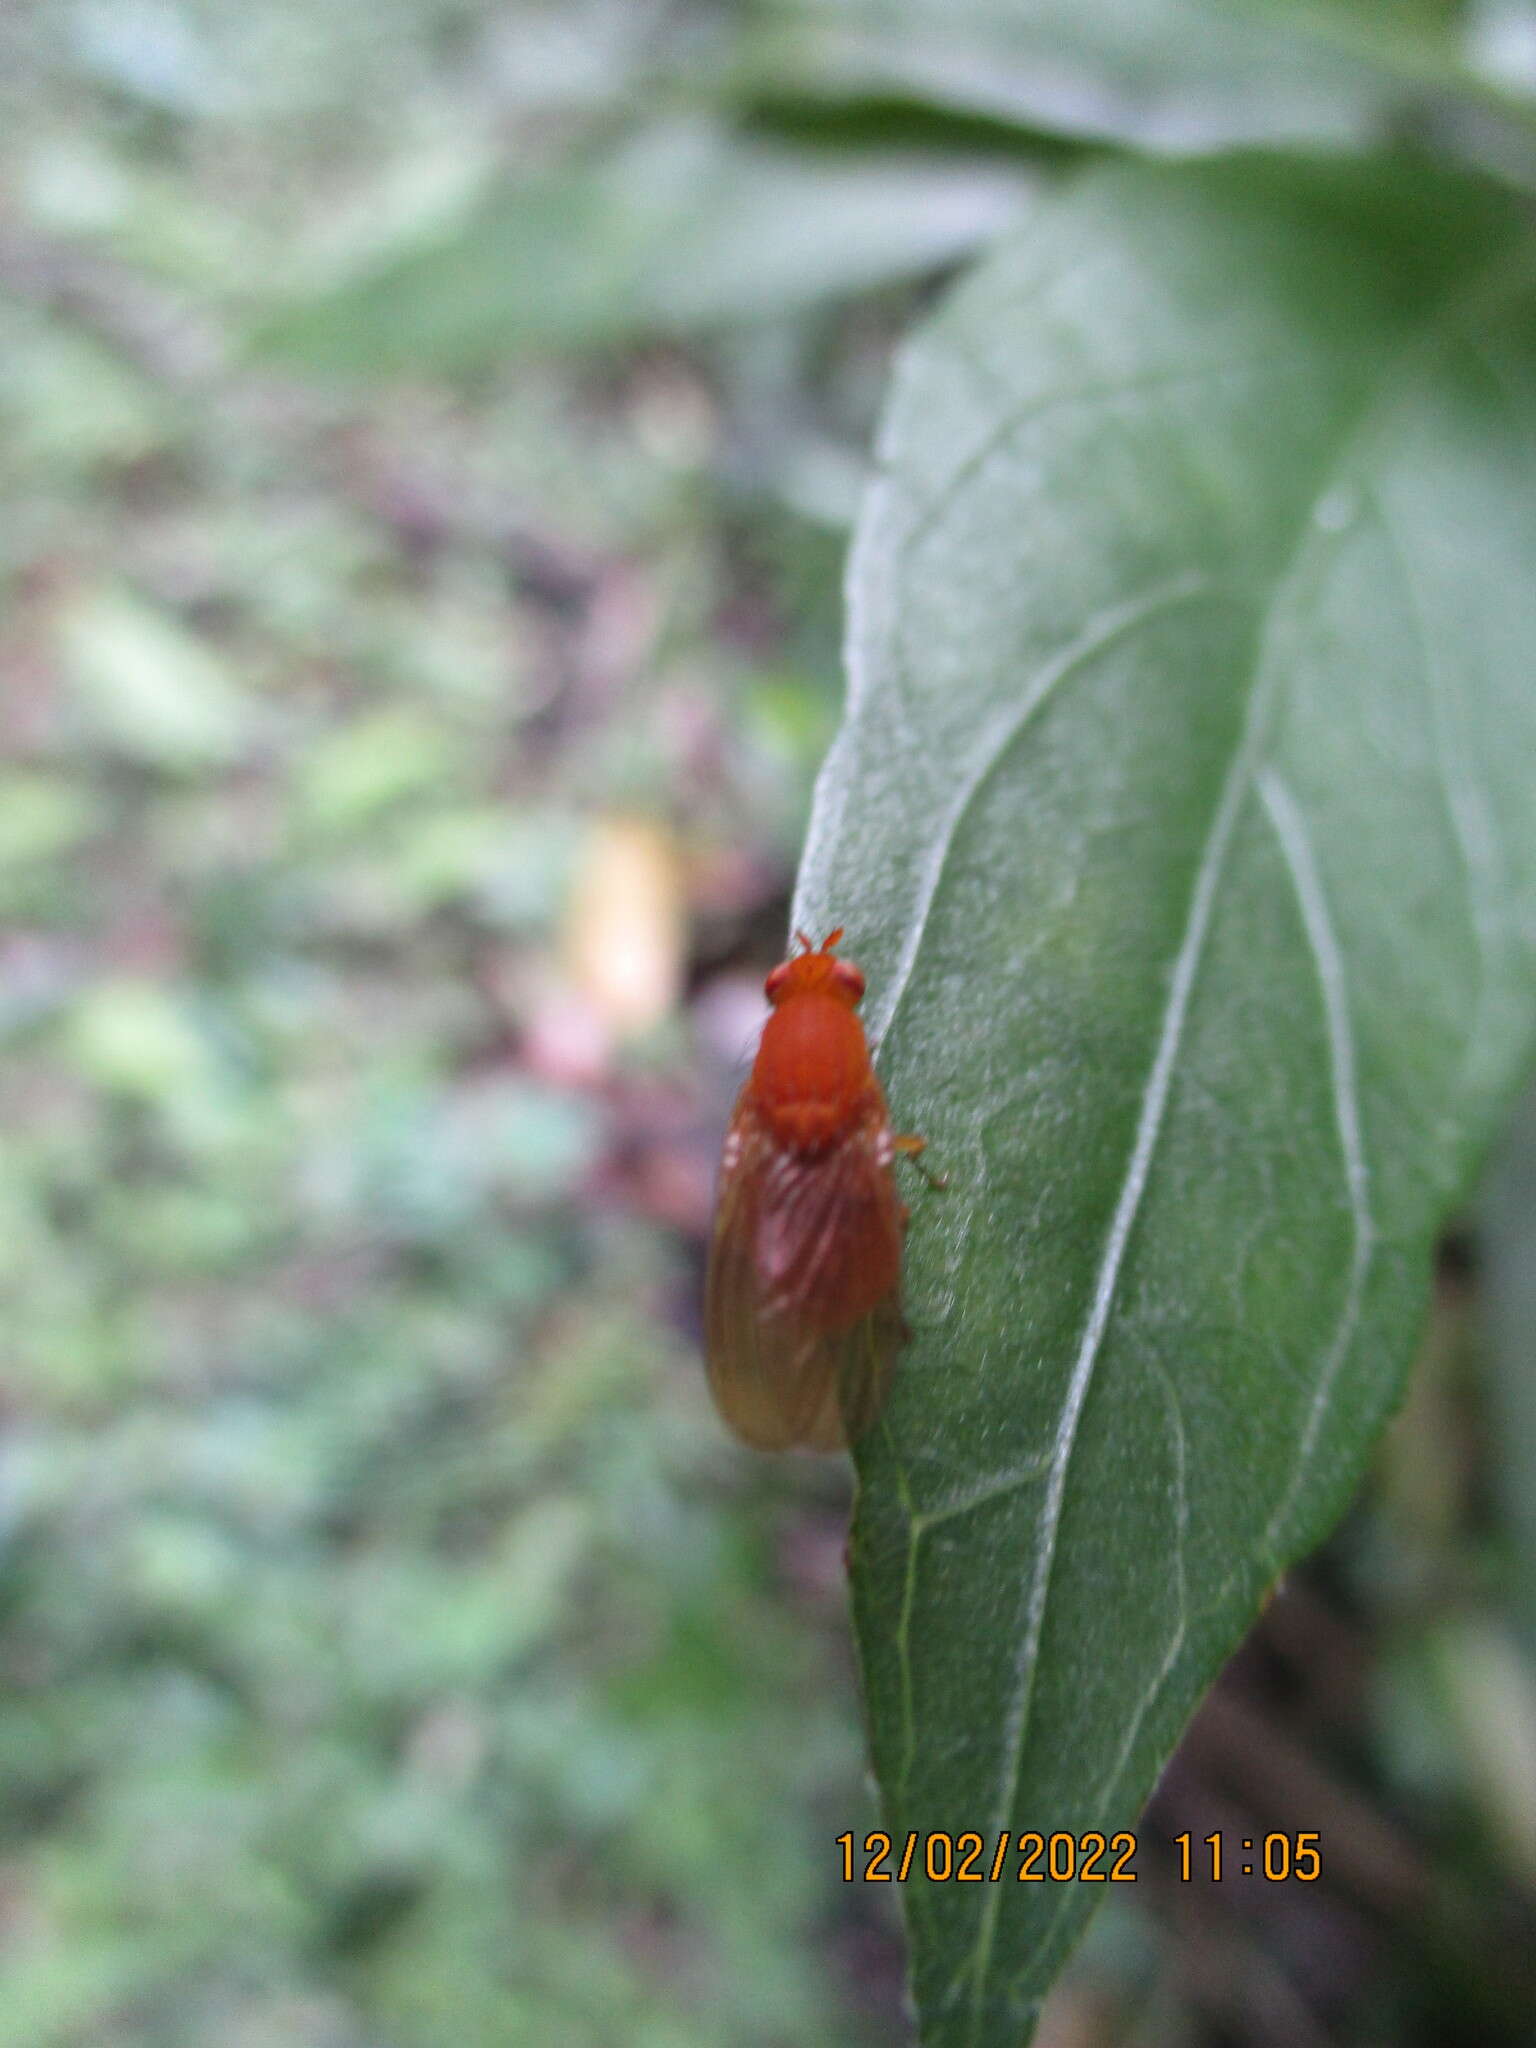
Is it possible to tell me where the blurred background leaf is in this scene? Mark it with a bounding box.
[255,120,1034,375]
[739,0,1429,148]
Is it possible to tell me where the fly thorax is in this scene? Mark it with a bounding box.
[750,994,874,1151]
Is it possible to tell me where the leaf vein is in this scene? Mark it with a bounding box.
[1256,768,1375,1558]
[1023,1356,1191,1987]
[872,572,1223,1048]
[964,664,1268,2037]
[897,353,1306,566]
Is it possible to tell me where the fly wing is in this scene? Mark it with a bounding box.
[704,1092,905,1451]
[783,1289,905,1451]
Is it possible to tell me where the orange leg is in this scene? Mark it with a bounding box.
[894,1132,948,1191]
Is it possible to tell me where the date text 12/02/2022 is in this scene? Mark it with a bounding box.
[837,1832,1323,1884]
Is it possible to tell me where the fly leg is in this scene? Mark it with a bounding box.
[893,1131,948,1192]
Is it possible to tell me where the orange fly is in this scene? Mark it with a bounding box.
[704,928,925,1451]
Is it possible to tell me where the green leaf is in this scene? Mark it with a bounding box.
[0,316,164,473]
[793,156,1536,2043]
[294,708,459,833]
[0,773,97,869]
[67,981,221,1104]
[254,121,1031,376]
[746,0,1536,155]
[58,586,258,773]
[747,0,1393,148]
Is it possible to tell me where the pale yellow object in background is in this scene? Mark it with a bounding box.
[562,814,684,1039]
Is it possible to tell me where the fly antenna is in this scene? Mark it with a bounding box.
[821,927,845,952]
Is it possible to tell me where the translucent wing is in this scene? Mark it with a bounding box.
[703,1090,906,1451]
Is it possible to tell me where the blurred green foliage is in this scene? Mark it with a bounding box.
[0,5,889,2043]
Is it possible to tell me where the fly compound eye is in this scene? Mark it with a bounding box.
[765,960,792,1003]
[831,960,865,1002]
